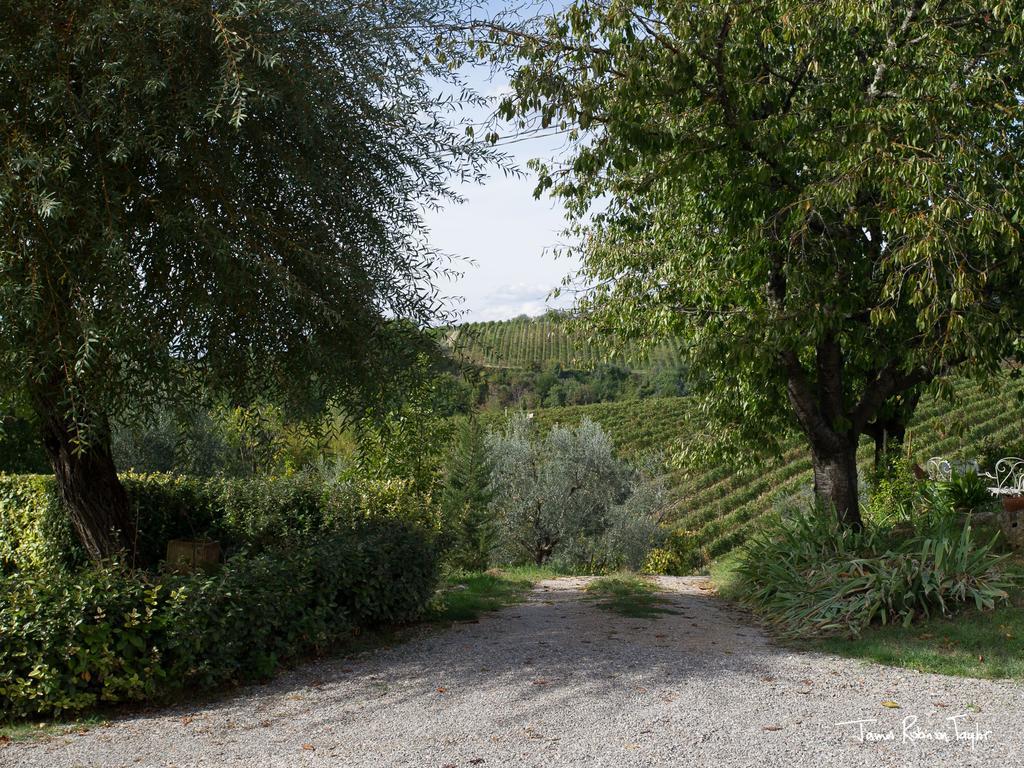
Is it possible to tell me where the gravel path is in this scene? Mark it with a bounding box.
[4,576,1023,768]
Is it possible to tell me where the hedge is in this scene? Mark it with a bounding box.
[0,472,431,573]
[0,517,439,718]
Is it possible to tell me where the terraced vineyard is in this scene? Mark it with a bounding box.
[484,378,1024,572]
[444,315,682,371]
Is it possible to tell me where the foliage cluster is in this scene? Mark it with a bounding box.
[0,518,438,719]
[491,0,1024,526]
[486,416,665,571]
[438,419,495,571]
[474,359,687,411]
[0,471,439,575]
[733,503,1012,638]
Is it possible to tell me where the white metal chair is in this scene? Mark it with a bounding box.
[987,457,1024,497]
[927,456,982,481]
[926,457,953,481]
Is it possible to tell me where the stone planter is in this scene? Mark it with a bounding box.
[166,539,221,574]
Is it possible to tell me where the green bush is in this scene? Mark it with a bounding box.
[936,470,994,515]
[0,472,427,573]
[486,415,664,570]
[733,506,1013,638]
[0,518,438,719]
[643,529,698,575]
[0,474,84,574]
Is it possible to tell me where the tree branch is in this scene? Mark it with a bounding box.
[866,0,926,102]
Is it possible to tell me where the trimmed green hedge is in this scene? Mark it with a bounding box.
[0,518,438,718]
[0,474,84,574]
[0,473,419,573]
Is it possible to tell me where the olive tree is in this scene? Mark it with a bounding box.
[0,0,497,560]
[486,415,663,568]
[487,0,1024,526]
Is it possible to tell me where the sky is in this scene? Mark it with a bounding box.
[422,4,580,324]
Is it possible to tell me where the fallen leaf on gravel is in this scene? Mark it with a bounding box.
[934,703,949,708]
[800,679,813,685]
[654,634,667,639]
[795,690,811,695]
[181,716,193,726]
[532,679,548,686]
[469,758,485,765]
[436,687,447,693]
[0,735,10,745]
[302,744,315,751]
[442,763,456,768]
[881,701,900,709]
[762,726,783,732]
[259,720,273,727]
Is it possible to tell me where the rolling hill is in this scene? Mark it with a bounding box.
[444,314,683,371]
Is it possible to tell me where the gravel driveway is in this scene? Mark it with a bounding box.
[4,576,1023,768]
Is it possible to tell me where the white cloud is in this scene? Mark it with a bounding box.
[470,282,574,322]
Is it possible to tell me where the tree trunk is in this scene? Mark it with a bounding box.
[38,408,135,563]
[811,443,862,529]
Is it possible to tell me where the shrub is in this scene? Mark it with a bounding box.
[643,529,698,576]
[936,470,994,515]
[863,458,927,528]
[0,472,436,573]
[439,419,495,571]
[0,518,438,719]
[733,506,1013,638]
[0,474,84,574]
[486,415,664,570]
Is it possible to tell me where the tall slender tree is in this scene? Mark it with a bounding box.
[487,0,1024,525]
[0,0,497,560]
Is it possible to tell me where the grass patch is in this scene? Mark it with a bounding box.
[428,567,560,623]
[708,551,744,602]
[585,573,679,618]
[806,557,1024,680]
[716,538,1024,681]
[0,713,107,743]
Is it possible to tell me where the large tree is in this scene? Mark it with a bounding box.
[0,0,495,560]
[489,0,1024,526]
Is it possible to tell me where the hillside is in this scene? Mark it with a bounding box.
[485,379,1024,572]
[445,314,682,371]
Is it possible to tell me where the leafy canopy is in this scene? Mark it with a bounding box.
[491,0,1024,464]
[0,0,497,442]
